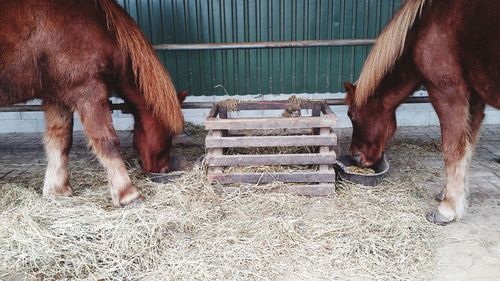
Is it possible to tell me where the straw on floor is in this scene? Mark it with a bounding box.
[0,127,443,280]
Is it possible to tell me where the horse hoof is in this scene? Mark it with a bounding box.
[435,191,445,202]
[425,209,453,225]
[118,187,144,206]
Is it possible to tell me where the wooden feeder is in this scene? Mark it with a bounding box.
[204,99,338,196]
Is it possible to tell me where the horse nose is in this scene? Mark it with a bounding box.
[353,153,362,165]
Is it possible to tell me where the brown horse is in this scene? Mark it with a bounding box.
[344,0,499,224]
[0,0,184,206]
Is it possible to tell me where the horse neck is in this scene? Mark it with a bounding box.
[375,60,421,112]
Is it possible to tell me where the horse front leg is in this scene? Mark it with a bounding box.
[426,90,480,225]
[76,86,142,206]
[42,102,74,197]
[434,95,486,203]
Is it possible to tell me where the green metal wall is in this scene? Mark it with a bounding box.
[117,0,403,96]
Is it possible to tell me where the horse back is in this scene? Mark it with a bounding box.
[460,0,500,108]
[413,0,500,108]
[0,0,123,107]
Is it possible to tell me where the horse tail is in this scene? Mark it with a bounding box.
[355,0,428,107]
[96,0,184,134]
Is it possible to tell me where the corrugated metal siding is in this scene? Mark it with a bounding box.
[117,0,403,96]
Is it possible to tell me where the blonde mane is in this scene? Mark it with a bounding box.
[354,0,428,107]
[97,0,184,134]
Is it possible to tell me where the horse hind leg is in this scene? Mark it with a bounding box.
[42,103,74,197]
[76,83,142,206]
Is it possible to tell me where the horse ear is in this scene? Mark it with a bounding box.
[177,91,189,103]
[343,82,356,94]
[343,82,356,105]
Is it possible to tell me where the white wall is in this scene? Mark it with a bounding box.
[1,93,499,133]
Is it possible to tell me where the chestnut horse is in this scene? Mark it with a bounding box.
[344,0,499,224]
[0,0,184,206]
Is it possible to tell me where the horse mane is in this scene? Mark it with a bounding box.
[96,0,184,134]
[354,0,428,107]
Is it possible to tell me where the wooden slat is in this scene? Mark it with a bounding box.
[321,103,336,116]
[312,103,321,117]
[205,116,337,130]
[277,184,334,196]
[227,128,314,136]
[207,104,220,118]
[207,171,336,184]
[208,130,223,173]
[319,128,331,172]
[205,135,337,148]
[217,184,335,196]
[219,106,228,119]
[312,103,322,135]
[206,153,337,167]
[233,101,319,111]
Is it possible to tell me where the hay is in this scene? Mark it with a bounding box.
[0,129,444,280]
[224,146,318,173]
[184,122,207,138]
[282,95,303,118]
[224,164,315,174]
[227,146,316,155]
[347,166,376,175]
[221,99,240,112]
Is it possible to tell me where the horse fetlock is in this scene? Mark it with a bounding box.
[452,195,467,220]
[111,184,143,207]
[435,190,445,202]
[43,183,73,197]
[426,198,466,225]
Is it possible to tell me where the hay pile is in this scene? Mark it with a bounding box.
[224,146,318,173]
[282,95,304,118]
[0,129,443,280]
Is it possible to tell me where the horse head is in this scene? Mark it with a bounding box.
[132,91,189,173]
[344,82,397,167]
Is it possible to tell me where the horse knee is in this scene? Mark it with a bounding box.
[90,135,122,160]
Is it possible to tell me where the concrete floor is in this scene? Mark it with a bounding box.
[394,126,500,281]
[0,125,498,280]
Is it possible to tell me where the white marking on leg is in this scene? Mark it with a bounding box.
[98,157,138,206]
[76,90,141,206]
[43,135,72,197]
[441,143,473,220]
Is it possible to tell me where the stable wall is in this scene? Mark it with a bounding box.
[1,93,498,133]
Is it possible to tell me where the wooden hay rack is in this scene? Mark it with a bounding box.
[204,99,337,196]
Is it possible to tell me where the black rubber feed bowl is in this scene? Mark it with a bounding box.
[149,171,185,183]
[334,154,390,186]
[148,155,189,183]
